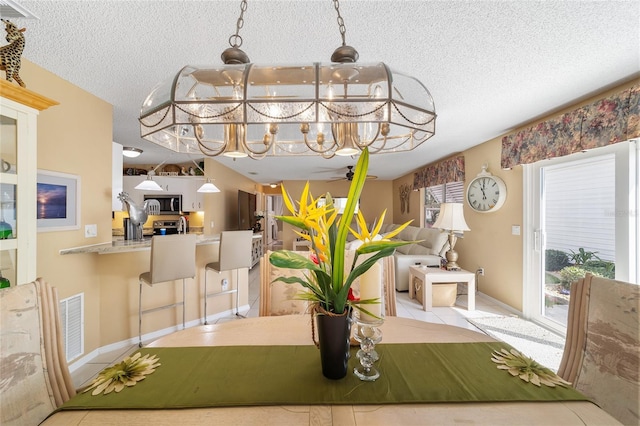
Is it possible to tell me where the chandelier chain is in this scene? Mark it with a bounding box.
[333,0,347,46]
[319,101,387,118]
[139,105,171,128]
[175,103,243,119]
[229,0,248,48]
[391,101,435,126]
[247,102,315,120]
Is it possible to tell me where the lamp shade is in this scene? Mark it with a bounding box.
[197,179,220,193]
[433,203,470,232]
[135,175,163,191]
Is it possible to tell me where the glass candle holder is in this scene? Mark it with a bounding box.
[353,258,385,381]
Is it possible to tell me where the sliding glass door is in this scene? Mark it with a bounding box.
[523,140,638,332]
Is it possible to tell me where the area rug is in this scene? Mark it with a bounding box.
[467,316,565,372]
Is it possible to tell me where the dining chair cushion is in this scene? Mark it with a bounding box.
[558,273,640,425]
[1,278,75,426]
[260,250,311,316]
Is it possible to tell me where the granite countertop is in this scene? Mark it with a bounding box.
[60,232,262,255]
[59,234,220,255]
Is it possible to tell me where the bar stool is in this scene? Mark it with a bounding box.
[203,230,253,323]
[139,234,196,347]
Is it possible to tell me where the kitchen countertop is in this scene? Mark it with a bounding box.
[59,233,262,255]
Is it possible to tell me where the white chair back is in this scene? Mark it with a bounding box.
[558,273,639,425]
[218,230,253,272]
[148,234,196,284]
[1,278,75,425]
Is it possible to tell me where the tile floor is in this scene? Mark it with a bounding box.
[71,263,514,389]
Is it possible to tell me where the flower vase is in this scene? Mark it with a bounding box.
[315,307,352,380]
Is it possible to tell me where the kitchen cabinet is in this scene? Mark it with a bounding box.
[121,175,205,212]
[183,178,205,212]
[0,80,58,286]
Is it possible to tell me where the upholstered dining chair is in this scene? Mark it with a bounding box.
[259,250,397,317]
[557,273,639,425]
[1,278,76,426]
[139,234,197,347]
[203,230,254,323]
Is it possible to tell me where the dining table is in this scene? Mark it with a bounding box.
[42,315,620,425]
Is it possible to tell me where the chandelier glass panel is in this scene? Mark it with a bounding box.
[139,2,436,159]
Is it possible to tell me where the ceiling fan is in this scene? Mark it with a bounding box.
[328,166,377,182]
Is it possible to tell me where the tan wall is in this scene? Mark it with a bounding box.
[459,141,524,310]
[22,59,260,356]
[21,59,113,355]
[391,174,421,226]
[201,157,263,234]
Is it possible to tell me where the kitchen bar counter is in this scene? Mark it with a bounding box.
[59,234,262,255]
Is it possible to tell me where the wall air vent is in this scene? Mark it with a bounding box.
[0,0,39,19]
[59,293,84,362]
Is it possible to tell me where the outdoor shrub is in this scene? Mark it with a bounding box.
[569,248,601,265]
[583,260,615,279]
[559,266,603,291]
[545,249,570,271]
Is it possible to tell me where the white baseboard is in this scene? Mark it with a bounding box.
[68,304,250,373]
[475,292,522,317]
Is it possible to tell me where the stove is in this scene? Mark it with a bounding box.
[153,220,179,235]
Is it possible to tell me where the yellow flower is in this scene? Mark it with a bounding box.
[270,148,414,314]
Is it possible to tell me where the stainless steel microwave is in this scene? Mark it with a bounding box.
[143,194,182,215]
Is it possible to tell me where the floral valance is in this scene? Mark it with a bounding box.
[413,155,465,190]
[501,83,639,169]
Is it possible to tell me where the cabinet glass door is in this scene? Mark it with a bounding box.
[0,113,18,287]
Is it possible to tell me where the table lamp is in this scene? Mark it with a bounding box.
[433,203,470,270]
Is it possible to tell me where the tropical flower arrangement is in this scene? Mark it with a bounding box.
[269,148,412,317]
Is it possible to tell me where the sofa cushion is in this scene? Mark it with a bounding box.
[397,225,421,242]
[415,227,449,256]
[395,244,413,255]
[407,244,432,255]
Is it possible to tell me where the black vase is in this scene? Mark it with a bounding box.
[316,309,352,380]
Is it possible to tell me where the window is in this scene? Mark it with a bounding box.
[424,181,464,227]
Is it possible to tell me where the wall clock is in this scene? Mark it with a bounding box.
[466,164,507,213]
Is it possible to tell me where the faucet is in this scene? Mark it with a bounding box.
[178,216,187,234]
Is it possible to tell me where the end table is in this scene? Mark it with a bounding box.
[408,265,476,312]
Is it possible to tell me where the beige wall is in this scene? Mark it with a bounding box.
[391,174,421,226]
[22,59,260,355]
[201,157,263,234]
[21,59,113,354]
[459,141,524,310]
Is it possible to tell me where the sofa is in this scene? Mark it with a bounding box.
[376,224,449,291]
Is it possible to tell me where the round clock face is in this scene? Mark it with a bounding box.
[466,175,507,213]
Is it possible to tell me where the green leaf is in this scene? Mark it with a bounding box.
[332,148,369,311]
[269,250,322,272]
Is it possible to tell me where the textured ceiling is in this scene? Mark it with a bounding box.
[10,0,640,184]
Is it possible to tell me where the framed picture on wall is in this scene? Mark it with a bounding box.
[37,170,81,232]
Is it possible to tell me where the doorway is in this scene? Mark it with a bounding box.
[265,195,283,249]
[523,140,638,332]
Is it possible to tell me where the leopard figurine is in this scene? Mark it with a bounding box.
[0,19,26,87]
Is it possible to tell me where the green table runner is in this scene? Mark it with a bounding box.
[59,343,588,411]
